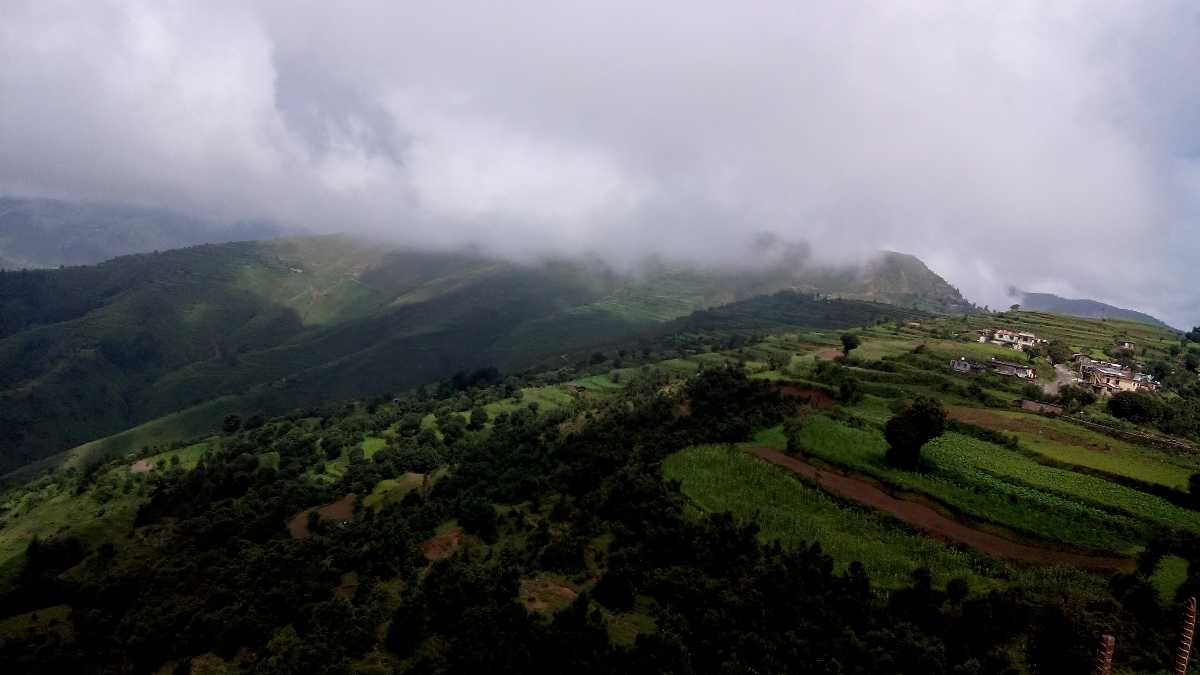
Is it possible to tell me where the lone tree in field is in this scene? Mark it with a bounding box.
[884,396,946,470]
[840,333,860,357]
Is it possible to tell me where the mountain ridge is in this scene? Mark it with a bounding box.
[1015,289,1175,330]
[0,235,967,473]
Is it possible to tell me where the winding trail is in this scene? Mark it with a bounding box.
[748,447,1132,572]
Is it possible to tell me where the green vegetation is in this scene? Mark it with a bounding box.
[664,444,1099,593]
[8,242,1200,674]
[0,237,939,477]
[784,416,1200,554]
[962,409,1200,489]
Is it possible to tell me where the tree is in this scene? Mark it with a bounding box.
[1056,384,1097,410]
[1107,391,1163,425]
[468,406,488,431]
[1187,352,1200,373]
[1041,338,1070,365]
[1010,304,1021,312]
[838,377,864,404]
[884,397,946,470]
[782,417,804,455]
[222,414,242,434]
[840,333,860,357]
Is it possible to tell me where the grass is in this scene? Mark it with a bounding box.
[962,409,1200,489]
[0,604,72,640]
[362,473,426,510]
[361,436,387,459]
[606,598,658,646]
[782,417,1200,554]
[132,441,212,472]
[0,479,143,578]
[1152,555,1189,603]
[570,373,627,392]
[663,444,1102,593]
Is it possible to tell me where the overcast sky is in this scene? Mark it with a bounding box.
[2,1,1199,327]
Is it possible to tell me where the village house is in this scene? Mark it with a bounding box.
[950,357,987,374]
[977,328,1046,352]
[1076,355,1158,395]
[990,358,1037,379]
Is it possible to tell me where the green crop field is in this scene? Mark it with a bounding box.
[776,416,1200,554]
[664,444,1103,594]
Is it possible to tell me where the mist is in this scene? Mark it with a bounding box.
[2,1,1199,327]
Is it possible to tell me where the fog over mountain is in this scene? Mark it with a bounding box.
[2,2,1199,327]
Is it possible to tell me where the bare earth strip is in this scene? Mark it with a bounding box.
[747,447,1131,572]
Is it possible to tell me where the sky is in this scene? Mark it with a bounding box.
[1,1,1199,327]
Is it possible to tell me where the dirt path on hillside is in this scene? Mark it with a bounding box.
[747,447,1131,572]
[1041,364,1077,396]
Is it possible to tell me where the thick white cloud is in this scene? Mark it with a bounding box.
[1,1,1199,326]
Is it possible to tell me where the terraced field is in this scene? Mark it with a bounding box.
[776,416,1200,554]
[664,444,1104,594]
[948,407,1200,489]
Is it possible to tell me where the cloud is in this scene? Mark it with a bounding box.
[1,1,1199,327]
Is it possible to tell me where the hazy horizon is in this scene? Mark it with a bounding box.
[3,2,1199,327]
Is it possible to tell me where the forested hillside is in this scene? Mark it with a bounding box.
[5,307,1200,673]
[0,236,951,475]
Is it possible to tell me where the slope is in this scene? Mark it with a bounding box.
[0,237,970,474]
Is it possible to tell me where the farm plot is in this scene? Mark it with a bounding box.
[664,444,1104,594]
[948,407,1199,490]
[784,416,1200,554]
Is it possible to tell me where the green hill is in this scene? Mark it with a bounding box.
[3,307,1199,674]
[0,236,971,474]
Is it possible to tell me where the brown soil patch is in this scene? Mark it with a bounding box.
[774,385,836,409]
[130,459,152,474]
[421,527,463,561]
[947,406,1112,453]
[287,494,357,539]
[520,576,579,613]
[748,447,1131,572]
[815,347,843,361]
